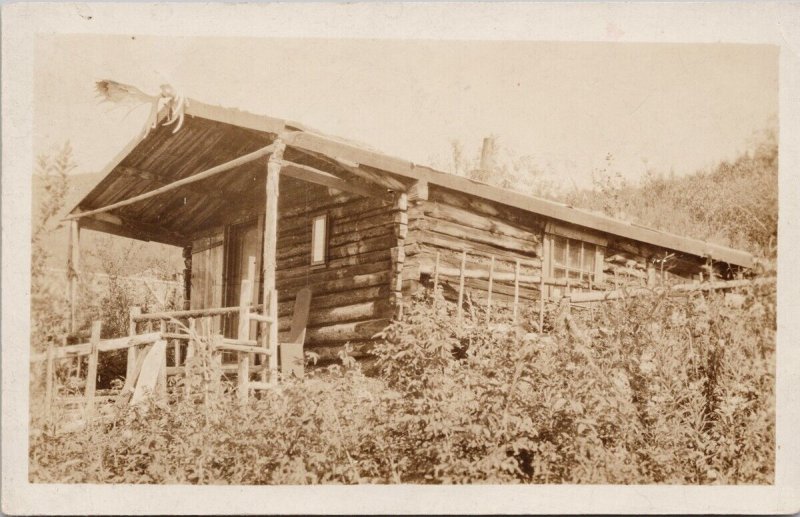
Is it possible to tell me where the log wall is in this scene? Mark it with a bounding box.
[274,181,395,354]
[404,185,546,307]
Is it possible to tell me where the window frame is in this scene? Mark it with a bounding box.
[310,213,330,268]
[544,222,606,297]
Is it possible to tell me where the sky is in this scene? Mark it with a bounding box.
[34,35,777,189]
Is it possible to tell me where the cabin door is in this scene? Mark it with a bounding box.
[223,219,264,341]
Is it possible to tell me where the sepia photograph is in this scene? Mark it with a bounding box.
[3,2,799,514]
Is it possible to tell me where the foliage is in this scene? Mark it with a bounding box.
[30,146,183,396]
[30,282,775,484]
[447,138,563,200]
[31,143,75,353]
[566,128,778,256]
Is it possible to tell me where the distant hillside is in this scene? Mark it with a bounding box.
[563,130,778,257]
[33,171,184,275]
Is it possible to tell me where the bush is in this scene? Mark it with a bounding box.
[30,281,775,484]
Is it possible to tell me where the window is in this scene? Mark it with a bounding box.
[311,214,329,266]
[550,235,598,285]
[545,223,606,297]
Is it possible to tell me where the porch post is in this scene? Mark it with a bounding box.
[67,220,81,334]
[182,245,192,310]
[263,139,285,383]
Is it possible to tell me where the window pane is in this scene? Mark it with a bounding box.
[552,236,567,266]
[552,267,566,279]
[312,215,327,264]
[568,270,582,280]
[568,240,581,269]
[583,243,596,272]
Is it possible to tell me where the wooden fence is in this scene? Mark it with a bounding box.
[31,262,279,425]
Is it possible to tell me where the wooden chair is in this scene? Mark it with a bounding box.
[280,287,312,379]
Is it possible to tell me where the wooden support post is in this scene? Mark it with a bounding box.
[187,318,196,359]
[182,245,192,310]
[126,307,141,382]
[457,250,466,321]
[158,320,167,397]
[185,317,196,396]
[263,139,284,384]
[67,220,81,334]
[84,321,101,422]
[513,259,520,324]
[267,289,279,382]
[486,256,495,325]
[647,263,657,287]
[44,341,55,417]
[237,257,255,404]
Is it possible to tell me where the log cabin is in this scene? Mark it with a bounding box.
[66,81,754,364]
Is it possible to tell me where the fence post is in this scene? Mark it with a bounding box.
[84,321,102,422]
[158,320,167,398]
[457,251,466,321]
[486,255,495,325]
[44,341,55,418]
[513,259,521,324]
[127,307,141,382]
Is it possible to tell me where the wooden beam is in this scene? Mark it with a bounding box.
[67,220,80,334]
[408,180,429,203]
[87,212,188,247]
[264,140,285,384]
[333,158,408,192]
[67,142,277,221]
[116,165,243,204]
[280,160,388,199]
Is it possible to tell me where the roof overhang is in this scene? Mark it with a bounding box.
[72,85,754,268]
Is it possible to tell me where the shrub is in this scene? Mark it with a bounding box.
[29,281,775,484]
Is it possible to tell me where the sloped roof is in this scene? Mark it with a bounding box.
[72,90,754,268]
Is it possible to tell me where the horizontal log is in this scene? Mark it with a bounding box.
[306,319,391,344]
[278,226,393,261]
[277,259,389,285]
[278,299,392,332]
[278,247,392,272]
[277,211,395,249]
[280,160,389,199]
[420,217,540,255]
[418,262,538,283]
[279,273,390,304]
[134,306,252,321]
[410,231,537,263]
[415,246,540,274]
[30,332,162,362]
[279,195,389,223]
[428,187,545,232]
[423,201,541,244]
[279,285,390,311]
[214,342,270,354]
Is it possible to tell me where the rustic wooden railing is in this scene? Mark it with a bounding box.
[31,263,280,422]
[420,248,774,332]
